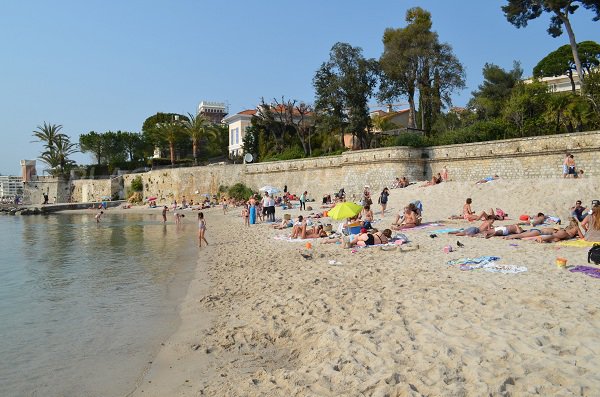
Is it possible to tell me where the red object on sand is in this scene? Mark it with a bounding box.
[519,214,529,221]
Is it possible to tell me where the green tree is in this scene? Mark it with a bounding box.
[502,80,551,137]
[379,7,437,129]
[183,113,214,165]
[469,62,523,119]
[313,42,378,149]
[79,131,105,165]
[534,40,600,92]
[502,0,600,81]
[142,113,189,165]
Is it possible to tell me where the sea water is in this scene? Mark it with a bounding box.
[0,213,198,396]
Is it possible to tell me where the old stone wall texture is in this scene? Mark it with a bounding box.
[68,130,600,204]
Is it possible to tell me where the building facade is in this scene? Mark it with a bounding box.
[197,101,228,124]
[0,175,23,198]
[223,109,256,158]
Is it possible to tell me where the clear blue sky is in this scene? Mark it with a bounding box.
[1,0,597,175]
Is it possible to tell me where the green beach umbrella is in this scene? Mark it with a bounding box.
[328,202,363,220]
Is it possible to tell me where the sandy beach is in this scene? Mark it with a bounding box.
[127,177,600,396]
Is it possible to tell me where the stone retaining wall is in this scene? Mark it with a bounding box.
[30,130,600,205]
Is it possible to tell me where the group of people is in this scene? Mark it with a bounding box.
[448,198,600,243]
[563,153,584,178]
[391,177,410,189]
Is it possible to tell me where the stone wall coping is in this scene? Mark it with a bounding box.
[425,130,599,151]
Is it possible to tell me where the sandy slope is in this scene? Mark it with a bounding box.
[131,177,600,397]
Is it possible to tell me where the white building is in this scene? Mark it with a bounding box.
[525,72,582,93]
[222,109,256,158]
[197,101,228,124]
[0,175,23,198]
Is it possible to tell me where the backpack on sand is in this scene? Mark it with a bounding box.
[589,244,600,265]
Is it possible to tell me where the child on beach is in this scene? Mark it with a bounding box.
[242,204,249,227]
[162,206,168,222]
[197,212,208,247]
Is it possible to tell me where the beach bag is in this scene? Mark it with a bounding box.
[589,244,600,265]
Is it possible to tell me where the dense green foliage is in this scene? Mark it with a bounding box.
[379,7,465,133]
[130,176,143,192]
[502,0,600,80]
[227,183,254,200]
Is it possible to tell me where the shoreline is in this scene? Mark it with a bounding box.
[129,177,600,395]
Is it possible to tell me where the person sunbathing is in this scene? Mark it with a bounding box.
[450,215,495,236]
[346,229,392,247]
[535,219,584,243]
[518,212,547,226]
[460,198,493,221]
[504,227,556,240]
[484,224,523,238]
[301,224,328,239]
[421,173,442,187]
[273,218,293,229]
[290,216,305,238]
[475,175,500,184]
[392,206,421,230]
[359,205,374,229]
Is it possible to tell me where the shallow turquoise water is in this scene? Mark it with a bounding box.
[0,213,198,396]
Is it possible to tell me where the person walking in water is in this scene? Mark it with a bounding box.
[162,205,168,222]
[95,210,103,223]
[198,212,208,247]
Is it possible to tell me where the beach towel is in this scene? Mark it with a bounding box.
[431,228,463,234]
[398,222,442,231]
[558,239,599,248]
[569,266,600,279]
[447,256,501,271]
[482,264,527,274]
[447,256,501,266]
[273,235,316,242]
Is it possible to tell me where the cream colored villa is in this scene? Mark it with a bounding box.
[223,109,256,158]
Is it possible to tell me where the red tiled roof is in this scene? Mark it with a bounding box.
[238,109,257,115]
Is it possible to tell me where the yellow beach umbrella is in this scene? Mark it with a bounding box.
[327,202,363,220]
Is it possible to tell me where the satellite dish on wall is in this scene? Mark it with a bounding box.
[244,153,254,163]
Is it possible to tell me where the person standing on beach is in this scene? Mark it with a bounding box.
[242,203,250,226]
[95,210,103,223]
[162,205,168,222]
[249,195,257,224]
[566,154,576,177]
[197,212,208,247]
[299,191,307,211]
[378,187,389,217]
[563,153,570,178]
[222,198,228,215]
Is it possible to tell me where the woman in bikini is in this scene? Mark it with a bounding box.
[347,229,393,248]
[536,218,584,243]
[485,224,524,238]
[504,226,556,239]
[462,198,493,221]
[197,212,208,247]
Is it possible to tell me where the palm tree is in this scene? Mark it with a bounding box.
[32,122,68,149]
[154,121,183,166]
[184,113,214,165]
[39,135,78,175]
